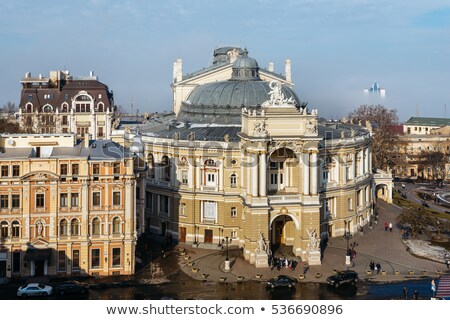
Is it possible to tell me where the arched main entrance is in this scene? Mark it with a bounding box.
[270,214,298,246]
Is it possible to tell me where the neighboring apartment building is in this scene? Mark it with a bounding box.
[18,70,116,139]
[387,117,450,180]
[0,134,136,278]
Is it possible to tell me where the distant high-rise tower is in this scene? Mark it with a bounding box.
[364,81,385,98]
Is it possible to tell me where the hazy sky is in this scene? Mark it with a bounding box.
[1,0,449,122]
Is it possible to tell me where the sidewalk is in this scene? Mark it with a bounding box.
[168,200,448,284]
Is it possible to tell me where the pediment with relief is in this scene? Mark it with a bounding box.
[21,171,60,181]
[30,239,49,246]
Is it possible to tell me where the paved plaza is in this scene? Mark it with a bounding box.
[169,200,448,284]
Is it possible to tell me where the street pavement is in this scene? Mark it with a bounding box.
[172,199,448,284]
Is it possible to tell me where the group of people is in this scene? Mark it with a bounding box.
[369,260,382,273]
[384,221,393,232]
[269,256,298,271]
[403,286,419,300]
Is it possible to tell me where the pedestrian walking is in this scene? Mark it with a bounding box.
[389,222,393,232]
[376,262,381,274]
[431,279,436,298]
[369,260,375,271]
[384,221,388,231]
[403,286,408,300]
[413,289,419,300]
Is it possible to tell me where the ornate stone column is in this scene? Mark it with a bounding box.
[252,153,259,197]
[310,151,318,195]
[303,153,310,195]
[259,153,266,197]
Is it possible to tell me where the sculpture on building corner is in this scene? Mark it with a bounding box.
[307,229,319,251]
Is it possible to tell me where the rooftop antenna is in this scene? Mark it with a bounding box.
[415,103,419,117]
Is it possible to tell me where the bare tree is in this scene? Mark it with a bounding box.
[348,105,406,172]
[0,119,25,134]
[1,101,17,114]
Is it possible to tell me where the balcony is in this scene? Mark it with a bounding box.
[268,194,301,205]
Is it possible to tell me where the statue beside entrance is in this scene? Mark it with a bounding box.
[306,229,321,265]
[255,232,269,268]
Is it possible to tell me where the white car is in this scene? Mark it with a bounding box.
[17,283,53,297]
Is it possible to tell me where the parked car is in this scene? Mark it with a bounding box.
[266,275,298,289]
[56,281,89,295]
[327,270,358,288]
[17,283,53,297]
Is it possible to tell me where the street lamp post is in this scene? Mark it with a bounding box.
[222,236,232,271]
[343,232,352,266]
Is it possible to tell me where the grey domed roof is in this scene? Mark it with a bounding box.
[178,51,301,125]
[186,81,299,109]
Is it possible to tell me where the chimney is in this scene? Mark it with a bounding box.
[176,58,182,83]
[84,134,92,148]
[25,72,31,78]
[39,74,42,79]
[285,59,291,83]
[90,70,94,77]
[268,62,274,72]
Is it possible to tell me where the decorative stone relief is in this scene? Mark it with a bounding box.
[253,120,268,137]
[307,229,319,251]
[306,120,318,134]
[263,80,295,106]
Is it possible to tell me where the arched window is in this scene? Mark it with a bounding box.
[0,221,8,238]
[59,219,68,236]
[75,95,92,113]
[112,217,121,234]
[204,159,216,166]
[92,217,101,235]
[71,219,79,236]
[230,174,237,187]
[43,104,53,113]
[97,103,104,112]
[12,220,20,237]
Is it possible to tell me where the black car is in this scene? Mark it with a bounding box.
[266,275,298,289]
[56,281,88,295]
[327,270,358,288]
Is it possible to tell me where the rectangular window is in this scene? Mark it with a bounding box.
[112,191,121,206]
[93,163,100,175]
[146,192,153,209]
[92,192,100,206]
[159,195,169,214]
[0,195,8,209]
[231,207,237,218]
[71,193,79,207]
[36,194,45,208]
[62,116,68,125]
[1,165,8,177]
[206,172,216,186]
[12,165,20,177]
[60,193,68,207]
[11,194,20,208]
[72,164,79,175]
[12,252,20,273]
[58,250,66,271]
[12,222,20,237]
[113,163,120,174]
[91,249,100,268]
[231,231,237,239]
[203,201,217,222]
[72,250,80,269]
[182,170,188,184]
[112,248,121,267]
[60,164,68,175]
[180,203,186,216]
[98,127,104,137]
